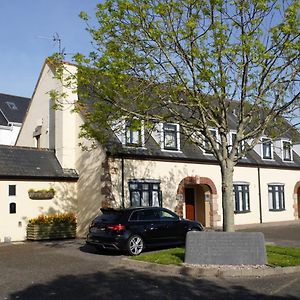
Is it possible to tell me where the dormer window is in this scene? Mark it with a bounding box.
[125,121,142,146]
[163,123,179,150]
[204,129,217,154]
[230,132,245,156]
[282,141,292,161]
[262,138,273,159]
[123,120,144,147]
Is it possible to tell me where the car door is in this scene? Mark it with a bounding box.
[132,209,164,245]
[159,209,187,244]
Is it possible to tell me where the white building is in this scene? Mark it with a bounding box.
[1,60,299,242]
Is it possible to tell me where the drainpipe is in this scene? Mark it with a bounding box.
[121,156,125,208]
[257,166,263,223]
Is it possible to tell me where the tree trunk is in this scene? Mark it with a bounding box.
[221,160,235,232]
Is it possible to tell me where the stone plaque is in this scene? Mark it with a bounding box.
[185,232,267,265]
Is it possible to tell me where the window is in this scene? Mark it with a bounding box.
[268,184,285,211]
[125,121,142,146]
[283,141,292,161]
[129,180,162,207]
[9,203,16,214]
[262,138,273,159]
[230,132,245,156]
[163,123,178,150]
[233,184,250,213]
[6,101,18,110]
[130,209,160,221]
[204,129,217,154]
[130,208,178,221]
[9,185,16,196]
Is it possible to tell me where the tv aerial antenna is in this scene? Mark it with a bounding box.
[37,32,66,56]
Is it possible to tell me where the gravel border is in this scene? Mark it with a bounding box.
[121,258,300,278]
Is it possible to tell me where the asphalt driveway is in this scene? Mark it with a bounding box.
[0,221,300,299]
[237,219,300,247]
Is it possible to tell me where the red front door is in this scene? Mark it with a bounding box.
[185,188,195,220]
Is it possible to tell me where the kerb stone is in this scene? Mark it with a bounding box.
[185,232,267,265]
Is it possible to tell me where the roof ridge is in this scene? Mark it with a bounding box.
[0,92,30,100]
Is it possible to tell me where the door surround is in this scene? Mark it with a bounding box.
[175,176,220,228]
[293,181,300,219]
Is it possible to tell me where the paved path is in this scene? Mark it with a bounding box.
[1,239,300,299]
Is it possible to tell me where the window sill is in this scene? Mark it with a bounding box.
[234,210,251,214]
[161,148,182,153]
[124,145,146,149]
[269,209,285,212]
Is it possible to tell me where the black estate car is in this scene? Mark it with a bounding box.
[86,206,203,255]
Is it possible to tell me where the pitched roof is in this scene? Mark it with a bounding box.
[107,131,300,170]
[0,93,30,125]
[0,145,78,180]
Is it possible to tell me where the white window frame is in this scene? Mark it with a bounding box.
[116,119,145,148]
[261,138,273,160]
[161,123,180,151]
[203,128,218,155]
[125,120,144,147]
[282,140,293,162]
[230,131,246,157]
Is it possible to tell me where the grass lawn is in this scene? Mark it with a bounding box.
[131,245,300,267]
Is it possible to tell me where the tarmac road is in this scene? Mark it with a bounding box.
[237,220,300,248]
[0,237,300,300]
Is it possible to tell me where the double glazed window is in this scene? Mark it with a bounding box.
[125,121,142,146]
[129,180,162,207]
[204,129,217,154]
[282,141,292,161]
[233,184,250,213]
[163,124,178,150]
[268,184,285,211]
[230,132,244,156]
[262,138,272,159]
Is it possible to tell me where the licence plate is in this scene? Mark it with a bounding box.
[90,227,105,233]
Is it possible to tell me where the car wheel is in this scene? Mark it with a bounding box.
[127,235,144,256]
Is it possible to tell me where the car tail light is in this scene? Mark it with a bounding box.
[107,224,125,231]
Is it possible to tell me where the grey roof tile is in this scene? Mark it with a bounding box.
[0,93,30,124]
[0,145,78,180]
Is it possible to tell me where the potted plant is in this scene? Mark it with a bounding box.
[26,213,77,240]
[28,188,55,200]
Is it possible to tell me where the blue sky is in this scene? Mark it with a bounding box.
[0,1,100,97]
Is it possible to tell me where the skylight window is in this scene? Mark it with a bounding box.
[6,101,18,110]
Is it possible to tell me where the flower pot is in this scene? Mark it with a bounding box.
[28,191,55,200]
[26,223,76,240]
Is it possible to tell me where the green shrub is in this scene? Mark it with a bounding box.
[28,212,76,225]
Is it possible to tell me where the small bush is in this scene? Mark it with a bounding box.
[28,188,55,194]
[28,212,76,225]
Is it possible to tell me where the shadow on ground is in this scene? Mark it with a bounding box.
[10,267,298,300]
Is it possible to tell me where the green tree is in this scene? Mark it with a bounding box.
[54,0,300,231]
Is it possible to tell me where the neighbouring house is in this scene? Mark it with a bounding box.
[0,93,30,145]
[13,60,300,241]
[0,145,78,242]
